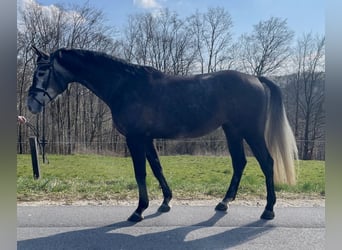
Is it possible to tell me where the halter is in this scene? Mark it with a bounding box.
[28,62,54,106]
[28,86,54,105]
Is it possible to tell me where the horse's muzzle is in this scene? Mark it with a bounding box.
[27,96,43,114]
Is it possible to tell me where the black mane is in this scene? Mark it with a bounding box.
[54,48,164,80]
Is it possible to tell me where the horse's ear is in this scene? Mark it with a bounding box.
[31,45,50,62]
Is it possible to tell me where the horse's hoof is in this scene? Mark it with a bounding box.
[158,203,171,213]
[215,202,228,211]
[260,209,275,220]
[128,212,144,222]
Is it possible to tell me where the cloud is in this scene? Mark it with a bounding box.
[133,0,162,9]
[133,0,166,18]
[18,0,59,14]
[17,0,85,31]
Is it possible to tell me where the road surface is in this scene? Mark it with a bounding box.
[17,204,325,249]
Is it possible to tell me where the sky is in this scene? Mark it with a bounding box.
[18,0,325,40]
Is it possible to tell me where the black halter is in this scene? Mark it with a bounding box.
[28,86,54,105]
[28,62,54,106]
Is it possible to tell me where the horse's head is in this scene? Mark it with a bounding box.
[27,46,69,114]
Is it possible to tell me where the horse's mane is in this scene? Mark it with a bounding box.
[53,48,164,79]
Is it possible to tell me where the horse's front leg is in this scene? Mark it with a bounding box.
[126,136,149,222]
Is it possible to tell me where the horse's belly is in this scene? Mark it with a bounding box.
[150,113,224,139]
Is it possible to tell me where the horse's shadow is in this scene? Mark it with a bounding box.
[18,210,274,250]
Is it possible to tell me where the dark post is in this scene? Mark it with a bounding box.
[42,106,47,163]
[29,136,40,179]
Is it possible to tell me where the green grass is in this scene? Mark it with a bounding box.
[17,154,325,202]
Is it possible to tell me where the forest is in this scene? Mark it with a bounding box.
[17,2,325,160]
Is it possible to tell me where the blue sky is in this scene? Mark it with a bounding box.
[21,0,324,39]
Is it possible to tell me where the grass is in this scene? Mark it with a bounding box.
[17,154,325,202]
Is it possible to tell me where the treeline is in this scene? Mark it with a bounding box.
[17,2,325,160]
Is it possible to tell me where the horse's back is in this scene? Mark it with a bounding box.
[160,70,267,120]
[141,70,268,138]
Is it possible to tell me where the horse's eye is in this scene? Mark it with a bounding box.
[38,72,45,77]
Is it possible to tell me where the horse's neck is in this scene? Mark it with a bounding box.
[63,52,124,105]
[58,49,154,109]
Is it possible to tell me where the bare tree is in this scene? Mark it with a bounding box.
[121,9,197,75]
[17,1,117,154]
[188,7,234,73]
[17,32,35,153]
[203,7,233,73]
[286,33,325,160]
[239,17,294,76]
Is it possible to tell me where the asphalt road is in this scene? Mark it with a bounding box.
[17,204,325,250]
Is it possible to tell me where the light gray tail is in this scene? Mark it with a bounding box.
[259,76,298,185]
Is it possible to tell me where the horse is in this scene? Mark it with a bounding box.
[27,46,298,222]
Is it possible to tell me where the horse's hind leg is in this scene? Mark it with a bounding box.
[216,126,247,212]
[245,134,276,220]
[146,140,172,213]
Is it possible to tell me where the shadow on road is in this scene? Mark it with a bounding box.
[18,211,274,250]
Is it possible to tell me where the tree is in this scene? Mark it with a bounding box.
[17,31,35,153]
[239,17,294,76]
[188,7,234,73]
[121,9,197,75]
[17,1,117,154]
[285,33,325,160]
